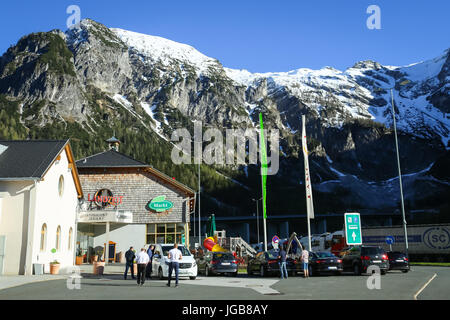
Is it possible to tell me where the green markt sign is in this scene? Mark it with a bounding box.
[345,213,362,245]
[145,196,173,213]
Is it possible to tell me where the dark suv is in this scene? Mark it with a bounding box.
[342,245,389,275]
[387,251,409,273]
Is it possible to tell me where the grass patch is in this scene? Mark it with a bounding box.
[410,262,450,267]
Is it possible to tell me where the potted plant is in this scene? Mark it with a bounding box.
[92,247,105,275]
[50,260,60,274]
[93,259,105,275]
[76,248,83,265]
[76,255,83,265]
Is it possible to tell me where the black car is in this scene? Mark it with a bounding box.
[247,250,299,277]
[342,245,389,275]
[308,251,343,276]
[196,251,238,276]
[387,251,409,273]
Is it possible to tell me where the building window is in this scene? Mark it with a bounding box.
[68,227,73,250]
[58,175,64,197]
[56,226,61,251]
[146,223,185,245]
[40,224,47,252]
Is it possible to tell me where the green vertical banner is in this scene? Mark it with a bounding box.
[259,113,268,219]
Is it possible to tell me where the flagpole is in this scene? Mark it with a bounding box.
[302,115,314,251]
[262,172,267,252]
[307,209,312,251]
[259,113,268,252]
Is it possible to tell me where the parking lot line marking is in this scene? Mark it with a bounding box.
[413,273,437,300]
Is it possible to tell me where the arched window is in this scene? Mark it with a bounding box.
[68,227,73,250]
[40,224,47,252]
[58,175,64,197]
[56,226,61,251]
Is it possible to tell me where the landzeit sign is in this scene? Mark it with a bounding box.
[87,189,124,207]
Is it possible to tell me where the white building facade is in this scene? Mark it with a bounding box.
[0,140,83,275]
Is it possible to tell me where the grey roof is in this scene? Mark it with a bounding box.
[76,149,149,168]
[106,136,120,143]
[0,140,69,180]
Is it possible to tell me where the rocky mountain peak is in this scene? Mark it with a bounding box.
[350,60,383,71]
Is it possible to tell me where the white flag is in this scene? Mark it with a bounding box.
[302,115,314,219]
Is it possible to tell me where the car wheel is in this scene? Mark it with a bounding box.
[334,271,342,276]
[233,271,238,277]
[260,265,265,277]
[205,266,210,277]
[381,270,387,275]
[353,264,361,276]
[247,266,252,276]
[402,270,409,273]
[158,267,164,280]
[189,276,196,280]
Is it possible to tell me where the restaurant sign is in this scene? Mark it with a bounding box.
[78,210,133,223]
[145,196,173,213]
[87,189,123,208]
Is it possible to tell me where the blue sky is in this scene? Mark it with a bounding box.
[1,0,449,72]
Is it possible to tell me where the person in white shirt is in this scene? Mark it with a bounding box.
[166,243,182,287]
[301,248,309,278]
[135,248,150,286]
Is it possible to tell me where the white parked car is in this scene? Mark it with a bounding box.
[150,244,197,280]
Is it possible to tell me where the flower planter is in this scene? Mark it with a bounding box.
[50,263,60,275]
[93,261,105,275]
[75,256,83,265]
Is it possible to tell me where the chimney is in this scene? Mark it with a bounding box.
[106,136,120,152]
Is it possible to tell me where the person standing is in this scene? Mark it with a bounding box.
[301,248,309,278]
[166,243,182,288]
[145,245,155,279]
[278,244,288,279]
[135,248,150,286]
[124,247,136,280]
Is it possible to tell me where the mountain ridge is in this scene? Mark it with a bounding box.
[0,18,448,220]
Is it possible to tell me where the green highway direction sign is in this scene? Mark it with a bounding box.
[344,213,362,245]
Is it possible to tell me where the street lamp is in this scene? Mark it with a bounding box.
[252,197,262,244]
[388,80,410,258]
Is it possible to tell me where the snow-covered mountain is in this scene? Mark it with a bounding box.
[109,20,450,147]
[0,18,448,215]
[224,51,449,146]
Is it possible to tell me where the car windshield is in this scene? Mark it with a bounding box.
[161,245,191,256]
[213,253,234,260]
[362,247,384,255]
[315,252,336,258]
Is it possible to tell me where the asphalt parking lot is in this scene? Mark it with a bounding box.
[0,266,448,300]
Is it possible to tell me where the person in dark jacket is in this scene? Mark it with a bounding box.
[124,246,136,280]
[278,244,288,279]
[145,245,154,279]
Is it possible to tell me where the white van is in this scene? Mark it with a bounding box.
[150,244,197,280]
